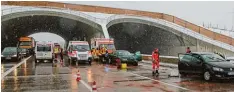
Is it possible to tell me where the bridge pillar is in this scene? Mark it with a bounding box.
[100,23,110,38]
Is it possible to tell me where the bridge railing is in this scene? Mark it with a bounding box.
[1,6,107,24]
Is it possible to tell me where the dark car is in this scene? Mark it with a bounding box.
[178,52,234,81]
[18,48,28,57]
[109,50,139,66]
[1,47,21,62]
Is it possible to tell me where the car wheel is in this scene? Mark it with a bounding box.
[134,62,138,66]
[203,71,212,81]
[179,72,187,77]
[108,58,111,64]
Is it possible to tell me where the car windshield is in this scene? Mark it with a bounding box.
[19,41,31,46]
[37,45,51,51]
[72,45,90,51]
[19,48,27,52]
[99,44,115,49]
[117,51,131,56]
[2,47,17,53]
[201,54,225,62]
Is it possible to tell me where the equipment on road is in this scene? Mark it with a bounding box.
[67,41,92,65]
[121,63,127,69]
[92,81,97,92]
[76,70,81,82]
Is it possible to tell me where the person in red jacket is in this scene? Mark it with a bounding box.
[152,48,160,75]
[186,47,191,53]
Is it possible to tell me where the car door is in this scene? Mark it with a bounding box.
[109,51,117,63]
[191,54,203,74]
[178,54,193,73]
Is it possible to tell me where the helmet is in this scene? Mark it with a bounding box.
[154,48,158,52]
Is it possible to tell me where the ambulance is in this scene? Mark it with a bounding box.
[67,41,92,65]
[35,41,54,63]
[90,38,116,53]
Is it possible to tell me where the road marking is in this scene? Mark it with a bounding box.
[127,71,191,91]
[1,56,32,80]
[80,80,92,92]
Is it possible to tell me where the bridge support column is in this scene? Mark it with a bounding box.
[100,24,110,38]
[196,39,200,52]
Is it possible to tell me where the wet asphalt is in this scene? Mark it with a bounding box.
[1,56,234,92]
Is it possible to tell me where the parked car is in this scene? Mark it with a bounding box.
[226,57,234,64]
[18,48,27,58]
[178,52,234,81]
[1,47,21,62]
[132,51,142,61]
[109,50,139,66]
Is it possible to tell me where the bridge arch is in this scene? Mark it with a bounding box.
[106,15,234,55]
[1,6,106,49]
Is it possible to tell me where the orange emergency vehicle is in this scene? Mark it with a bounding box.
[17,37,35,56]
[90,38,116,54]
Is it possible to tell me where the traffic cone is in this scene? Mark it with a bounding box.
[92,81,97,92]
[76,70,81,82]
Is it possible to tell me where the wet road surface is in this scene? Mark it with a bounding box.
[1,56,234,92]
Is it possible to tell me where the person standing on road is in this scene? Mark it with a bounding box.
[186,47,191,53]
[60,47,63,63]
[152,48,160,75]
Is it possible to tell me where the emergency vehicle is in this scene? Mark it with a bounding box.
[35,41,54,63]
[67,41,92,65]
[90,38,116,53]
[17,37,36,56]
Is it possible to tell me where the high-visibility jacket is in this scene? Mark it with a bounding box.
[101,48,107,54]
[96,50,101,56]
[54,47,60,54]
[92,49,96,56]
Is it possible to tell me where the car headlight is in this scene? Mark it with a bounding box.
[1,55,4,57]
[213,67,224,71]
[13,54,17,57]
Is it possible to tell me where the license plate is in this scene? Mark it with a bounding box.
[122,59,127,61]
[228,72,234,75]
[6,57,11,59]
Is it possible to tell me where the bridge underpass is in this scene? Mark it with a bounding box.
[1,4,234,56]
[1,15,104,50]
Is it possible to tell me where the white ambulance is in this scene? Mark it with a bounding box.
[35,41,53,63]
[67,41,92,65]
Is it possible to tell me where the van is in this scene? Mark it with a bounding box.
[35,41,53,63]
[67,41,92,65]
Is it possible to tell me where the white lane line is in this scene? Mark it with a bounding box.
[126,71,191,91]
[1,56,32,80]
[80,80,92,92]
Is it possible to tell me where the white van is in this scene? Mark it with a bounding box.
[35,41,53,63]
[67,41,92,65]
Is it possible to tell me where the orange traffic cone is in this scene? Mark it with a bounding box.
[92,81,97,92]
[76,70,81,82]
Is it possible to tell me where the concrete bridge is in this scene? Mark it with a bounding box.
[1,1,234,56]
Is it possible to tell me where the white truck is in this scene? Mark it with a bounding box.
[67,41,92,65]
[35,41,54,63]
